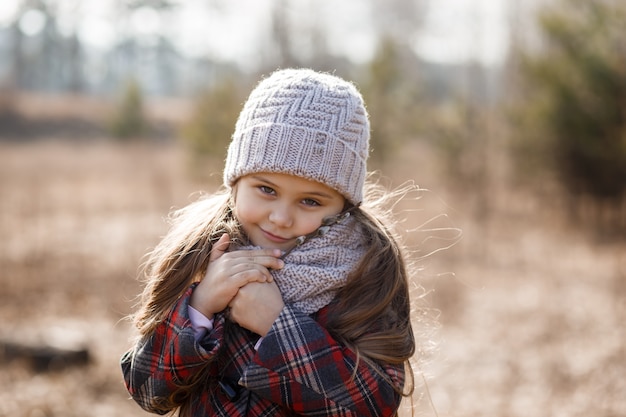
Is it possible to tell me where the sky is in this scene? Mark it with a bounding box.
[0,0,511,67]
[417,0,510,65]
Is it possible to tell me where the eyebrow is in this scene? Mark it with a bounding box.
[250,175,336,200]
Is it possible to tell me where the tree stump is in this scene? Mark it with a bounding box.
[0,327,91,372]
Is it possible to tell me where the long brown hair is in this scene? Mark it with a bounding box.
[132,189,241,339]
[325,180,421,397]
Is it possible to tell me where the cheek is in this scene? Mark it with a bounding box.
[298,214,327,236]
[233,198,255,225]
[233,189,265,228]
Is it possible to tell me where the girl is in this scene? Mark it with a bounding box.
[121,68,421,416]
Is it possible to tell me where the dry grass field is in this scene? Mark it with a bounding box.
[0,135,624,416]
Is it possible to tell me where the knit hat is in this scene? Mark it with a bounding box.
[223,68,370,205]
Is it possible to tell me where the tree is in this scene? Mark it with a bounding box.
[109,78,147,140]
[510,0,626,232]
[181,77,246,176]
[361,37,422,166]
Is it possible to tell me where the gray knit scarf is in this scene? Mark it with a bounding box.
[240,215,366,314]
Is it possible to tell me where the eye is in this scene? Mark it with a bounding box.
[302,198,321,207]
[258,185,276,195]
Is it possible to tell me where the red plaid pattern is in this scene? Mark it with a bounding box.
[121,286,405,416]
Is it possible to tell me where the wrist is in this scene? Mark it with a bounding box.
[189,290,216,320]
[258,302,284,336]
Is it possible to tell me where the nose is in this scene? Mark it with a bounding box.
[268,203,293,228]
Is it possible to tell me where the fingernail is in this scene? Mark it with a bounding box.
[277,260,284,268]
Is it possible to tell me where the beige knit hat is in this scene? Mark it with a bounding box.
[223,68,370,205]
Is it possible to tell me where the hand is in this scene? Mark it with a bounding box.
[228,281,284,336]
[189,234,284,319]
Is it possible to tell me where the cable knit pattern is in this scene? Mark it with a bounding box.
[240,216,366,314]
[224,68,370,205]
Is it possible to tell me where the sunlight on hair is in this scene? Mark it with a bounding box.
[362,175,462,417]
[407,212,463,258]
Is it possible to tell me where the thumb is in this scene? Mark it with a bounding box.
[209,233,230,262]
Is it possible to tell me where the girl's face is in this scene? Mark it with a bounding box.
[234,172,345,251]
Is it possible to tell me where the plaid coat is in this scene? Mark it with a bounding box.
[121,286,405,416]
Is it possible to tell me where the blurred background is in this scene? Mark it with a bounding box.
[0,0,625,416]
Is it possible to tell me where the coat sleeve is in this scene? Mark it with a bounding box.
[120,287,224,414]
[240,305,405,417]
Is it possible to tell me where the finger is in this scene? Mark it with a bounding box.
[229,253,284,271]
[230,266,275,285]
[224,253,283,277]
[251,255,284,273]
[209,233,230,262]
[229,247,282,259]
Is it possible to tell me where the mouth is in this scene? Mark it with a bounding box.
[260,228,291,244]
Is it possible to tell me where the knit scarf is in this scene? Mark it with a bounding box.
[240,216,366,314]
